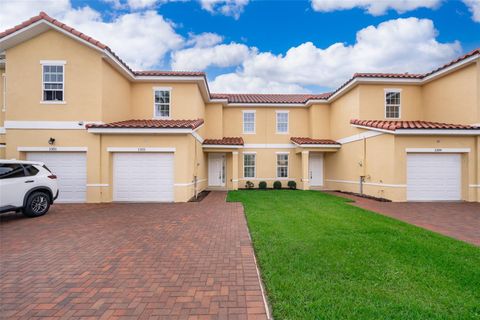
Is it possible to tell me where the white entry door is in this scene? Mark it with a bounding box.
[27,152,87,203]
[407,153,461,201]
[208,153,226,187]
[113,152,174,202]
[309,153,324,186]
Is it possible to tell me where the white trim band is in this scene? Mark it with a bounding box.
[5,120,103,130]
[337,131,383,144]
[107,147,175,152]
[406,148,470,153]
[325,179,406,188]
[17,146,88,152]
[174,179,207,187]
[86,184,109,187]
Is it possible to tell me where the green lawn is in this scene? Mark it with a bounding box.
[227,190,480,320]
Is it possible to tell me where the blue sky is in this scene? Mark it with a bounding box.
[2,0,480,93]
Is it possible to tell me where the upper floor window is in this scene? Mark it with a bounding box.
[243,111,256,134]
[276,153,289,178]
[385,89,401,119]
[42,61,65,102]
[154,88,171,118]
[276,111,289,134]
[243,153,256,178]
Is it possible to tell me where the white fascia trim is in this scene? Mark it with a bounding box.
[423,54,480,83]
[395,129,480,135]
[202,145,243,149]
[406,148,471,153]
[337,131,384,144]
[325,179,406,188]
[88,128,194,134]
[17,146,88,152]
[191,131,204,143]
[244,143,296,149]
[0,127,5,134]
[86,184,109,187]
[107,147,175,152]
[297,144,341,148]
[5,120,103,130]
[232,103,306,108]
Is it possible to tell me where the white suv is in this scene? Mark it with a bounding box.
[0,160,59,217]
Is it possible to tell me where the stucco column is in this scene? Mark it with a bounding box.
[232,151,239,190]
[301,150,310,190]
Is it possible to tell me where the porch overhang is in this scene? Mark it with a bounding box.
[202,137,244,152]
[290,137,341,153]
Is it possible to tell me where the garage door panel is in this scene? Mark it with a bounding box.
[26,152,87,203]
[113,153,174,202]
[407,154,461,201]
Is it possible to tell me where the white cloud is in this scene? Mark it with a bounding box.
[311,0,442,15]
[0,1,184,70]
[199,0,249,19]
[127,0,159,9]
[209,73,309,93]
[171,42,254,70]
[208,18,461,93]
[186,32,224,47]
[463,0,480,22]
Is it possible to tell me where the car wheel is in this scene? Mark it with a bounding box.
[23,192,51,217]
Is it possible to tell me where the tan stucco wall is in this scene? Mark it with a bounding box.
[205,103,223,139]
[358,84,423,120]
[101,61,131,123]
[130,82,205,120]
[309,104,330,139]
[223,107,310,144]
[329,86,360,140]
[422,63,479,124]
[5,30,103,121]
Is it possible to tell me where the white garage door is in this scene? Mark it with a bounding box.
[113,153,174,202]
[27,152,87,203]
[407,153,461,201]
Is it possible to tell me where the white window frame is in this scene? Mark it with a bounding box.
[243,152,256,178]
[276,110,289,134]
[40,60,66,104]
[243,110,256,134]
[384,88,401,119]
[153,87,172,119]
[276,152,289,178]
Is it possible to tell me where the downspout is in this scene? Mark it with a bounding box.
[2,73,6,112]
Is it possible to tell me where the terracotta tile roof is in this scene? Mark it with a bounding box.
[350,119,479,131]
[203,137,244,146]
[86,119,204,129]
[291,137,340,145]
[134,71,206,77]
[424,48,480,78]
[210,93,331,104]
[352,73,423,79]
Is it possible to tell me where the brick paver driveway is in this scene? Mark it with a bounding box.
[0,192,269,320]
[330,192,480,246]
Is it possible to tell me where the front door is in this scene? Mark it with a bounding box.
[309,153,324,187]
[208,153,226,187]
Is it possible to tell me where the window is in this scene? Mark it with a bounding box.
[42,64,64,102]
[276,111,289,133]
[243,111,256,134]
[154,89,171,118]
[385,90,401,119]
[243,153,256,178]
[0,164,26,179]
[276,153,288,178]
[24,165,39,176]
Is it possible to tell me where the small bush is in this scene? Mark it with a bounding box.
[273,181,282,189]
[287,180,297,189]
[245,181,254,189]
[258,181,267,189]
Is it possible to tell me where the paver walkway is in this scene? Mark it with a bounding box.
[330,192,480,246]
[0,192,269,319]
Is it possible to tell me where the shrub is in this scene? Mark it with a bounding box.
[258,181,267,189]
[245,181,254,189]
[273,181,282,189]
[287,180,297,190]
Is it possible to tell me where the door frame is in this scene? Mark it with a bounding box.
[309,152,324,187]
[208,153,226,187]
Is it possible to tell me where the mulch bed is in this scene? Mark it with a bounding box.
[188,191,211,202]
